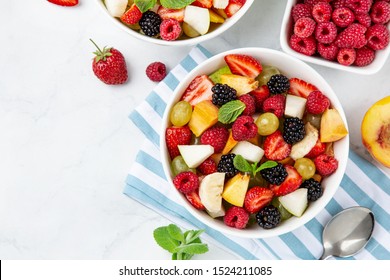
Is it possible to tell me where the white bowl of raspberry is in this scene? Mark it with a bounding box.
[97,0,254,46]
[161,47,349,238]
[280,0,390,75]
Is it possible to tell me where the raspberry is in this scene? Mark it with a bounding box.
[355,12,372,27]
[354,46,376,66]
[366,24,390,50]
[371,1,390,24]
[290,34,317,56]
[262,94,286,118]
[173,171,199,194]
[224,206,249,229]
[306,91,331,114]
[345,0,373,14]
[200,126,229,153]
[292,3,313,22]
[332,7,355,27]
[317,42,339,60]
[337,48,356,65]
[305,0,331,6]
[146,62,167,82]
[294,17,317,38]
[312,2,333,23]
[198,157,217,175]
[238,94,256,116]
[314,154,339,176]
[332,0,347,8]
[335,23,367,48]
[232,116,258,141]
[250,85,270,111]
[159,18,181,41]
[315,22,338,43]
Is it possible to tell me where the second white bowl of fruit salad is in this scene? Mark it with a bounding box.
[161,48,349,238]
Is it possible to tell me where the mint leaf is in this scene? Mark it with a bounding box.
[218,100,246,124]
[175,243,209,255]
[184,229,204,244]
[160,0,196,9]
[135,0,157,13]
[256,161,278,173]
[153,226,180,253]
[233,155,252,173]
[167,224,184,242]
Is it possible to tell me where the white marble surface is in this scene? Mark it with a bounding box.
[0,1,389,260]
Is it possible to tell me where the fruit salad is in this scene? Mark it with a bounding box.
[103,0,247,41]
[165,53,348,230]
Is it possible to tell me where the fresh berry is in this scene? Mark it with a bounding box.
[312,2,333,23]
[337,48,356,65]
[305,0,331,6]
[317,42,339,60]
[200,126,229,153]
[354,46,376,66]
[173,171,199,194]
[224,54,263,79]
[263,130,292,161]
[211,83,237,106]
[371,1,390,24]
[305,138,326,158]
[267,74,290,94]
[165,126,192,159]
[315,22,338,44]
[314,154,339,176]
[47,0,78,6]
[366,24,390,50]
[355,12,372,28]
[224,206,249,229]
[185,190,205,210]
[332,7,355,27]
[232,116,258,141]
[139,11,162,37]
[345,0,373,14]
[306,90,331,114]
[192,0,213,8]
[217,154,239,178]
[332,0,347,9]
[292,3,313,22]
[181,75,214,106]
[294,17,317,38]
[262,94,286,118]
[283,117,305,144]
[157,6,185,22]
[160,19,182,41]
[290,34,317,56]
[146,62,167,82]
[225,0,246,18]
[260,163,288,185]
[198,157,217,175]
[300,178,323,201]
[335,23,367,48]
[238,94,256,116]
[269,165,303,196]
[121,4,142,25]
[250,85,270,111]
[256,205,281,229]
[244,187,274,214]
[289,78,318,98]
[90,39,128,85]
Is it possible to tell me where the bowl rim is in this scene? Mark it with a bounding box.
[280,0,390,75]
[160,47,350,239]
[96,0,255,47]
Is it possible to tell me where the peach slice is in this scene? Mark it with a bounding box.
[320,108,348,142]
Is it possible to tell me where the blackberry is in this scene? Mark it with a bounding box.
[260,163,288,185]
[267,74,290,94]
[283,117,305,144]
[139,11,162,37]
[212,83,237,106]
[217,154,238,178]
[256,205,281,229]
[300,178,323,201]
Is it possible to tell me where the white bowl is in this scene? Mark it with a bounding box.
[96,0,254,46]
[160,47,350,239]
[280,0,390,75]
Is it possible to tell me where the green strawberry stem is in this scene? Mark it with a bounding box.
[89,38,112,63]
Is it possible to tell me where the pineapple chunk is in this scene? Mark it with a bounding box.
[188,100,219,137]
[220,74,258,96]
[222,173,250,207]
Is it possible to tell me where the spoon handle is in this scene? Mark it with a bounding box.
[319,249,332,260]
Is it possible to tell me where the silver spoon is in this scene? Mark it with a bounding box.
[320,206,375,260]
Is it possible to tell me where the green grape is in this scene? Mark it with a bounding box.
[170,101,192,127]
[171,155,195,176]
[294,158,316,180]
[255,112,280,136]
[271,198,292,221]
[257,65,281,86]
[304,113,321,129]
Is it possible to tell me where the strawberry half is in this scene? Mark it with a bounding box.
[305,138,326,158]
[157,6,185,22]
[270,165,302,196]
[244,187,274,214]
[263,130,292,161]
[224,54,262,79]
[289,78,318,98]
[250,85,270,111]
[165,126,192,159]
[192,0,213,8]
[185,190,205,210]
[181,75,214,106]
[121,4,143,25]
[225,0,246,18]
[47,0,78,6]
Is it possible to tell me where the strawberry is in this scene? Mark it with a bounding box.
[47,0,78,6]
[263,130,292,161]
[193,0,213,8]
[198,157,217,175]
[181,75,215,106]
[270,165,302,196]
[121,4,142,25]
[244,187,274,214]
[250,85,270,111]
[200,126,229,153]
[90,39,128,85]
[224,54,262,79]
[157,6,185,22]
[305,138,326,158]
[165,126,192,159]
[185,190,205,210]
[225,0,246,18]
[288,78,318,98]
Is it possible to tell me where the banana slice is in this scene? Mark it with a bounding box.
[199,172,225,214]
[290,122,319,160]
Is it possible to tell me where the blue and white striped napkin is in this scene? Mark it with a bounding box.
[125,45,390,260]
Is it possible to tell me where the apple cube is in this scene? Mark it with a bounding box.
[213,0,229,9]
[278,188,308,217]
[178,145,214,168]
[285,94,307,119]
[105,0,128,17]
[184,6,210,35]
[231,141,264,163]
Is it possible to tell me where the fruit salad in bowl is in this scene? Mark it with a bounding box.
[97,0,254,46]
[161,48,349,238]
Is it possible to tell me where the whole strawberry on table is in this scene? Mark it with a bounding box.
[165,53,348,230]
